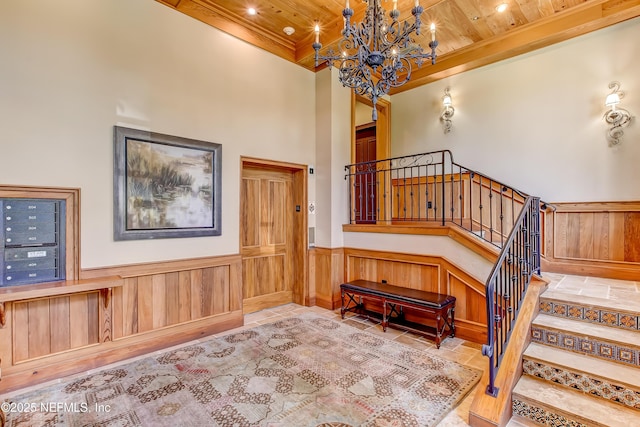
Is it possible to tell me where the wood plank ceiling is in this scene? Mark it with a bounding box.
[156,0,640,93]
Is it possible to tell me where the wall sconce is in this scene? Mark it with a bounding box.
[441,88,455,134]
[604,81,633,146]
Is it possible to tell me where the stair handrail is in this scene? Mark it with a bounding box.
[481,195,541,396]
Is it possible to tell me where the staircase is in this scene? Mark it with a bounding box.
[509,275,640,426]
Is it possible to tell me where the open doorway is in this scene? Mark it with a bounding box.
[352,94,391,224]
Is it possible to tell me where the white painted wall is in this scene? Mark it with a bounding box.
[0,0,316,268]
[314,68,352,248]
[391,17,640,203]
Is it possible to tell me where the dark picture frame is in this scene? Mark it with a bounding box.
[113,126,222,240]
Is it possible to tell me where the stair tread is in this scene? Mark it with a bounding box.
[513,375,640,426]
[533,313,640,347]
[524,342,640,389]
[506,415,541,427]
[541,289,639,313]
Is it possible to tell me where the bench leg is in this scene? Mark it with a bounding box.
[435,313,442,348]
[382,300,388,332]
[448,306,456,338]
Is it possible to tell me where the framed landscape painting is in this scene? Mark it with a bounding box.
[113,126,222,240]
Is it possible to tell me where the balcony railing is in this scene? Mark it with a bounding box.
[345,150,530,247]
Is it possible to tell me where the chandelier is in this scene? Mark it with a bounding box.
[313,0,438,120]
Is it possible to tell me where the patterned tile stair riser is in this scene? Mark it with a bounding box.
[1,314,481,427]
[539,300,639,330]
[512,399,590,427]
[530,326,640,366]
[522,359,640,409]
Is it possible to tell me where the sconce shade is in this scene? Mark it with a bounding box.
[605,92,620,107]
[443,94,452,107]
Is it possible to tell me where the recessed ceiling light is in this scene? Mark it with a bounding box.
[247,7,257,16]
[496,3,508,13]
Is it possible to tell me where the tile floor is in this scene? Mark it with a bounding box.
[4,273,637,426]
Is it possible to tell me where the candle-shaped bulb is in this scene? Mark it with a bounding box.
[393,0,398,11]
[430,23,436,41]
[314,23,320,43]
[346,0,350,9]
[415,0,420,7]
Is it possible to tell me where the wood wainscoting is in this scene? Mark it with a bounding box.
[308,247,344,309]
[310,247,488,344]
[0,255,243,393]
[543,201,640,280]
[344,248,487,343]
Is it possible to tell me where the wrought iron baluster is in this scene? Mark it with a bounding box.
[489,179,494,244]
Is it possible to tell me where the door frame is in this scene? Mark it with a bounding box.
[352,94,391,223]
[239,157,309,308]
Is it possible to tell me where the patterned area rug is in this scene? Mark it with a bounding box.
[3,313,481,426]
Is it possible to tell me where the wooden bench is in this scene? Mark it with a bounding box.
[340,280,456,348]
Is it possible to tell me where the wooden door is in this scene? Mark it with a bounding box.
[355,126,377,223]
[241,166,295,313]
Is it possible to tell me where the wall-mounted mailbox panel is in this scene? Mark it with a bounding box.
[1,198,66,286]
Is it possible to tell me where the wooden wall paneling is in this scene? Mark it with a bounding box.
[202,268,216,317]
[49,295,70,354]
[165,272,180,326]
[136,275,154,333]
[122,278,139,337]
[176,271,192,322]
[229,258,243,312]
[578,212,595,259]
[313,248,332,309]
[2,255,243,393]
[69,293,89,349]
[86,292,99,345]
[310,247,344,310]
[213,266,230,315]
[554,211,569,258]
[545,202,640,279]
[376,259,394,285]
[99,288,112,343]
[28,298,51,359]
[565,211,580,258]
[190,269,203,319]
[592,212,609,260]
[13,302,29,362]
[332,249,344,307]
[308,249,316,306]
[624,212,640,262]
[343,248,487,344]
[111,286,123,340]
[151,274,166,329]
[609,212,625,261]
